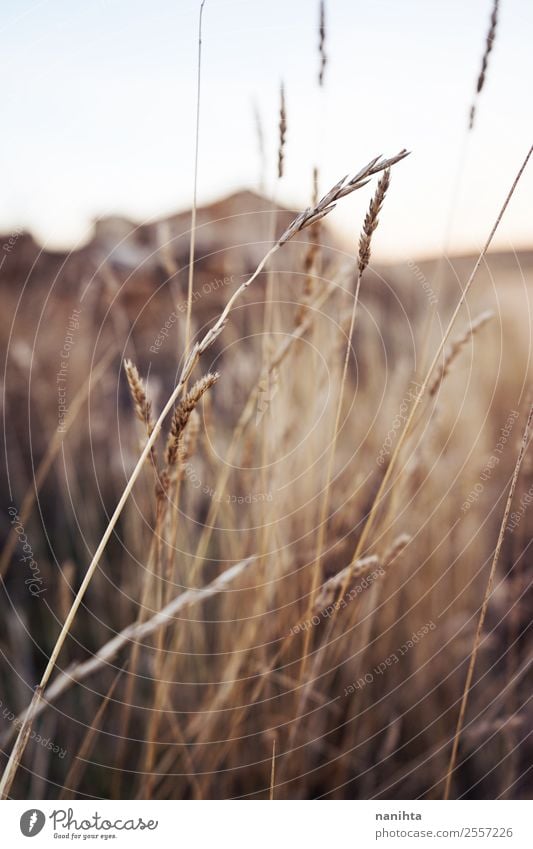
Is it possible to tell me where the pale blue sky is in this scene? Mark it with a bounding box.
[0,0,531,259]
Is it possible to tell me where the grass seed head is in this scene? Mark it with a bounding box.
[358,168,391,274]
[165,373,218,467]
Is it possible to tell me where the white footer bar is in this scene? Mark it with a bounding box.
[2,799,530,848]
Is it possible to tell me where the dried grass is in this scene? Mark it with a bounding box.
[0,4,530,800]
[0,152,410,798]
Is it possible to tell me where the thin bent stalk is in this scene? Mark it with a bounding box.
[258,83,285,565]
[185,0,207,358]
[269,738,277,800]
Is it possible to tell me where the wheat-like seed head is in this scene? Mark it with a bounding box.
[383,533,412,566]
[124,359,154,435]
[316,534,411,618]
[313,554,381,613]
[165,373,218,467]
[358,168,391,274]
[178,408,200,467]
[277,150,408,246]
[189,152,408,364]
[476,0,499,94]
[429,310,494,397]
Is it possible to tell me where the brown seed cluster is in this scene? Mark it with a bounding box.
[358,168,391,274]
[277,151,408,247]
[124,359,154,435]
[165,373,219,467]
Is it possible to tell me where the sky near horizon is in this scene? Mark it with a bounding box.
[0,0,531,261]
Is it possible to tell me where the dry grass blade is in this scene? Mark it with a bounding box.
[443,402,533,799]
[277,150,409,245]
[0,556,258,754]
[429,309,494,397]
[269,737,276,800]
[305,534,411,697]
[469,0,500,130]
